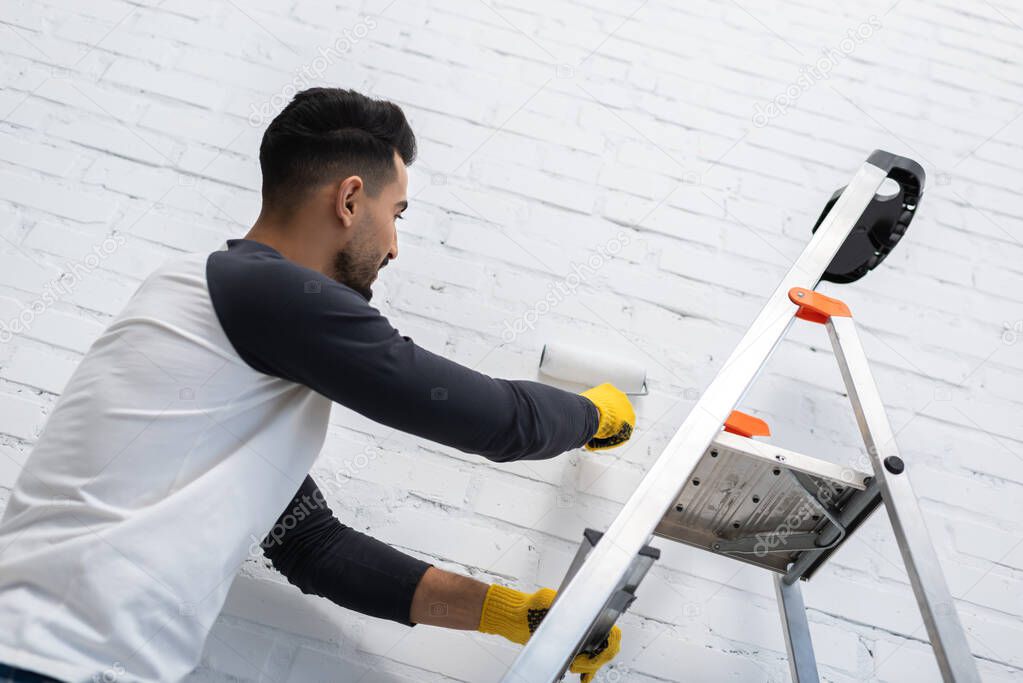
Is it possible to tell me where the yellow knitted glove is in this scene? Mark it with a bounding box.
[478,584,622,681]
[580,383,636,451]
[570,625,622,682]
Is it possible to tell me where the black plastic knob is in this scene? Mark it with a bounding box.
[884,456,905,474]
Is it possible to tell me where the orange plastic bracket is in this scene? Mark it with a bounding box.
[788,287,852,324]
[723,410,771,438]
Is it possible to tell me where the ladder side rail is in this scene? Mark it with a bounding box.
[500,161,891,683]
[773,574,821,683]
[826,316,981,683]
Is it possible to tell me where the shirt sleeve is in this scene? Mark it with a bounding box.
[261,475,432,626]
[207,240,600,462]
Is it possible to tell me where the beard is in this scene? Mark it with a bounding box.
[331,247,388,302]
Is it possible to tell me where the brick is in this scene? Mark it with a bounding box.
[950,518,1023,571]
[871,637,961,683]
[285,647,374,683]
[319,444,471,509]
[0,441,30,488]
[83,155,181,201]
[0,169,118,223]
[0,295,104,353]
[64,270,139,315]
[470,161,598,215]
[803,572,933,637]
[0,252,62,294]
[0,392,47,441]
[199,619,275,681]
[176,145,259,189]
[103,59,225,108]
[140,103,251,148]
[0,134,79,176]
[390,240,487,291]
[357,618,517,682]
[48,115,177,166]
[379,506,537,579]
[122,209,230,252]
[474,474,561,529]
[221,574,349,646]
[576,455,645,504]
[1,345,78,394]
[633,629,782,681]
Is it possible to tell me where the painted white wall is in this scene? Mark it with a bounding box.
[1,1,1021,681]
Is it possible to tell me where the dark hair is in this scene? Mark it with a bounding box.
[259,88,416,212]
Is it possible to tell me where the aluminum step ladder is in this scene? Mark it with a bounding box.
[501,151,981,683]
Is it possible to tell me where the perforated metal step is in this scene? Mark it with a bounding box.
[654,431,874,575]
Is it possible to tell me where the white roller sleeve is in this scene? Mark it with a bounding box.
[538,341,647,395]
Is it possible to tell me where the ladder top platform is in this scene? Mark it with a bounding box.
[654,429,873,575]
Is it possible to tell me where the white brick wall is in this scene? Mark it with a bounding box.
[1,0,1021,681]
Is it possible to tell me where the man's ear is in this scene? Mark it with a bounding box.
[335,175,364,228]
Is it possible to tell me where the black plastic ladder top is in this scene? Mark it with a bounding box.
[812,150,926,284]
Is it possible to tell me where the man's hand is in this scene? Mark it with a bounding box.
[580,383,636,451]
[570,625,621,682]
[478,584,622,681]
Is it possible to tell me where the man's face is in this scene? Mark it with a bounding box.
[331,151,408,301]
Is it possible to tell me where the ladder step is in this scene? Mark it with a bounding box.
[653,431,874,576]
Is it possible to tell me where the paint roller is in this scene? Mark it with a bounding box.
[538,341,648,395]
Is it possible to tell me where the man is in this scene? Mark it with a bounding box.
[0,88,635,682]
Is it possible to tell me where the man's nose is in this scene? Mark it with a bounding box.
[388,231,398,261]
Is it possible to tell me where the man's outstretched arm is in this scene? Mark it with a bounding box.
[265,476,621,679]
[207,242,603,463]
[262,475,492,628]
[262,475,433,625]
